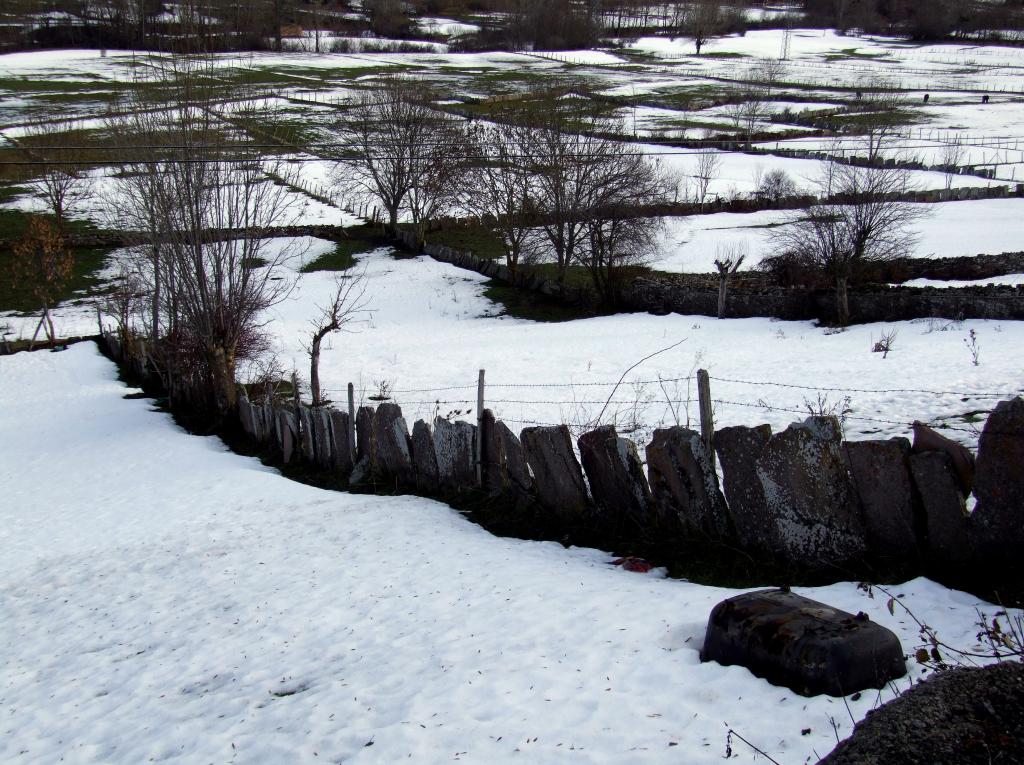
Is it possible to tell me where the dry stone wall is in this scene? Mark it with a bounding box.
[227,372,1024,588]
[99,333,1022,590]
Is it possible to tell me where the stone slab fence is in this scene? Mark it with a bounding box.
[220,348,1024,589]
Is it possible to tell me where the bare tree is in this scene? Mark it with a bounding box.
[463,118,539,274]
[527,108,608,284]
[109,57,301,417]
[713,241,747,318]
[7,216,74,348]
[104,77,176,340]
[576,146,670,307]
[857,76,905,163]
[336,76,466,242]
[771,162,926,326]
[307,269,370,407]
[693,149,722,208]
[674,0,724,55]
[941,136,966,191]
[756,168,799,201]
[22,122,89,229]
[725,95,767,150]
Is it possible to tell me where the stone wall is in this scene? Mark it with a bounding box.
[419,234,1024,323]
[218,348,1024,589]
[626,277,1024,323]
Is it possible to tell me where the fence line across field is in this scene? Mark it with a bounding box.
[332,376,1019,400]
[320,368,1022,460]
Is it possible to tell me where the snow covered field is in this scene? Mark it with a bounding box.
[4,240,1021,449]
[1,342,1016,765]
[654,197,1024,273]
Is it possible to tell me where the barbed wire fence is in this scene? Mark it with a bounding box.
[323,368,1024,456]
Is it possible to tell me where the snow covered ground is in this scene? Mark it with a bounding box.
[1,341,1017,764]
[4,240,1021,449]
[654,197,1024,272]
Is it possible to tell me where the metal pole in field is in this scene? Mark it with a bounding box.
[347,382,356,466]
[476,369,485,487]
[697,369,715,472]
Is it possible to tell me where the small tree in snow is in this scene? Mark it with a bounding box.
[307,269,370,406]
[694,150,722,209]
[713,241,747,319]
[23,123,88,230]
[771,162,925,326]
[8,216,74,348]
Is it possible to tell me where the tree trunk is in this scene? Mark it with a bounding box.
[836,275,850,327]
[310,334,323,406]
[151,243,161,339]
[717,276,728,318]
[209,345,237,416]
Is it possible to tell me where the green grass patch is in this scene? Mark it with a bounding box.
[481,279,590,322]
[426,224,506,261]
[0,245,113,314]
[299,225,391,272]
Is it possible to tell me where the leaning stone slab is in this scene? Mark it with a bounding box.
[411,419,440,493]
[313,407,333,468]
[844,438,919,562]
[647,427,729,538]
[700,588,907,697]
[372,403,414,485]
[237,395,255,438]
[329,409,353,477]
[356,406,374,462]
[755,417,867,568]
[521,425,588,520]
[433,417,476,492]
[481,410,504,493]
[715,424,775,555]
[497,420,532,494]
[909,451,971,567]
[299,406,315,462]
[481,411,532,495]
[277,408,297,464]
[971,397,1024,560]
[912,422,975,496]
[579,426,653,529]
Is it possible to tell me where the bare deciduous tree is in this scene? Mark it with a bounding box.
[756,167,799,201]
[22,123,89,229]
[106,57,301,417]
[693,149,722,208]
[941,136,966,191]
[577,146,669,307]
[8,216,74,348]
[725,95,767,150]
[336,76,466,242]
[307,268,370,407]
[771,162,926,326]
[528,108,604,283]
[857,76,905,163]
[674,0,724,55]
[463,118,539,274]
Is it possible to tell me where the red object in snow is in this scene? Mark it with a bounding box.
[610,556,653,573]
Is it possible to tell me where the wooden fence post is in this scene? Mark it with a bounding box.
[697,369,715,472]
[347,382,356,466]
[476,369,485,486]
